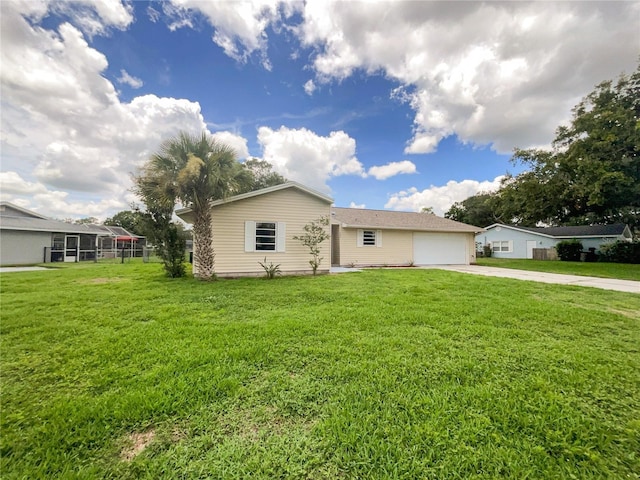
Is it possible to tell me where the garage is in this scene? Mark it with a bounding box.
[413,232,469,265]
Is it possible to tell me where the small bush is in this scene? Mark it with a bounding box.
[598,240,640,264]
[556,239,583,261]
[483,245,492,258]
[258,257,281,279]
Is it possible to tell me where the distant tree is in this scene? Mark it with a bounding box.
[293,216,330,275]
[420,206,435,214]
[500,64,640,228]
[239,158,286,192]
[445,193,499,227]
[74,217,99,225]
[134,131,254,280]
[104,209,146,236]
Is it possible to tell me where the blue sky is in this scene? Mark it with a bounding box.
[1,1,638,220]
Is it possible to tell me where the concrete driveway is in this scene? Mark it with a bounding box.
[425,265,640,294]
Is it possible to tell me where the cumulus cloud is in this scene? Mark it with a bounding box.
[367,160,417,180]
[385,176,505,216]
[257,126,365,192]
[0,2,209,218]
[303,79,316,95]
[52,0,134,37]
[348,201,365,209]
[163,0,292,66]
[0,171,127,220]
[116,69,143,88]
[210,131,250,159]
[296,1,640,154]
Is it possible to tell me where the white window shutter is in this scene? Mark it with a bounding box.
[377,230,382,248]
[244,221,255,252]
[357,229,363,247]
[276,222,286,252]
[508,240,513,252]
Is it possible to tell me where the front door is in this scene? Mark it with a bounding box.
[65,235,79,262]
[526,240,537,259]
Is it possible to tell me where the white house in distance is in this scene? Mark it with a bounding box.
[477,223,634,259]
[176,181,483,277]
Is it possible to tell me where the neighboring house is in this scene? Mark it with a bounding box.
[176,182,483,277]
[331,207,482,267]
[477,223,634,259]
[0,202,143,266]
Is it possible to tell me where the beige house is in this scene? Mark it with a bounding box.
[331,207,481,267]
[176,182,483,277]
[176,182,333,277]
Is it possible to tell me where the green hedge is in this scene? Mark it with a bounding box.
[599,240,640,264]
[555,239,583,261]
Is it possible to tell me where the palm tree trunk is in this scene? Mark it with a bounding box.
[192,207,216,280]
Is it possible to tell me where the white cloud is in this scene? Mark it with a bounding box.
[303,79,316,95]
[164,0,292,65]
[257,126,365,192]
[296,1,640,154]
[385,176,504,216]
[116,69,143,89]
[210,131,250,159]
[51,0,134,37]
[367,160,417,180]
[348,201,365,209]
[0,2,209,219]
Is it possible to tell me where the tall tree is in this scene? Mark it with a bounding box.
[134,131,253,280]
[445,193,500,227]
[501,64,640,227]
[240,158,286,192]
[104,209,146,236]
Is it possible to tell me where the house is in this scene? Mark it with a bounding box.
[176,182,333,277]
[0,202,143,266]
[477,223,634,259]
[331,207,481,267]
[176,182,483,277]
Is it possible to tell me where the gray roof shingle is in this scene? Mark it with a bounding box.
[331,207,482,233]
[513,224,628,238]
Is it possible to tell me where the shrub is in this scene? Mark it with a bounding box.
[258,257,281,279]
[483,245,492,258]
[556,239,583,261]
[293,216,330,275]
[598,240,640,264]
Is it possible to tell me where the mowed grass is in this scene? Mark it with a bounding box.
[477,257,640,281]
[1,263,639,479]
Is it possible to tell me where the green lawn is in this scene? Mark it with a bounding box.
[477,257,640,281]
[1,263,639,479]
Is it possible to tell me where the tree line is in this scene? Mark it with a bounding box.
[445,64,639,230]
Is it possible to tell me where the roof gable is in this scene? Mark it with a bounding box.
[332,207,482,233]
[0,202,49,219]
[176,181,333,220]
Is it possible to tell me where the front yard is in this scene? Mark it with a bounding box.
[476,257,640,281]
[1,263,639,478]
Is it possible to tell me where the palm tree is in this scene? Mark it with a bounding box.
[136,131,252,280]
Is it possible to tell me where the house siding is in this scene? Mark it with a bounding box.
[200,188,331,276]
[337,228,414,266]
[0,230,50,266]
[477,227,624,258]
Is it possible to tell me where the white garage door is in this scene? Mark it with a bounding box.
[413,232,469,265]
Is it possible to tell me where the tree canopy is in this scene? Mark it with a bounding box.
[449,64,639,229]
[497,64,639,228]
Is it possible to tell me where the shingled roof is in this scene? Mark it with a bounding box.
[489,223,631,238]
[331,207,482,233]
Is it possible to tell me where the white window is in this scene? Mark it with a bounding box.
[492,240,512,253]
[357,229,382,247]
[245,221,286,252]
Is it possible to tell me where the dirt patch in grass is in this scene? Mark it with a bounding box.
[120,430,155,462]
[608,307,640,320]
[79,277,123,285]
